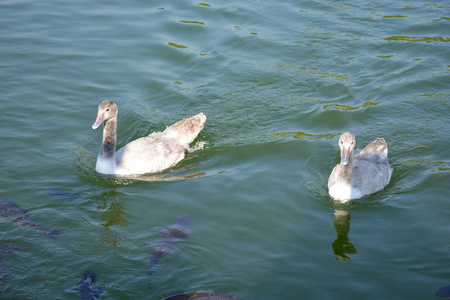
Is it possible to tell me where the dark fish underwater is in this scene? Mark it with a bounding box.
[436,285,450,298]
[0,245,21,283]
[0,198,59,238]
[67,270,105,300]
[45,187,84,201]
[161,290,240,300]
[147,215,192,287]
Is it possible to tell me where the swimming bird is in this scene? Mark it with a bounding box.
[92,100,206,175]
[328,132,393,202]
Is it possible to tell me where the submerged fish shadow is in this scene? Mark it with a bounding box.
[147,215,192,289]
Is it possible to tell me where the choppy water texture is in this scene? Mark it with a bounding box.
[1,0,449,299]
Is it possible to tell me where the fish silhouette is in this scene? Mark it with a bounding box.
[436,285,450,297]
[147,215,191,287]
[45,187,83,201]
[67,270,105,300]
[0,245,20,283]
[161,290,240,300]
[0,198,60,238]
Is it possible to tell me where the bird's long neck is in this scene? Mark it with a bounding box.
[99,116,117,162]
[340,151,354,184]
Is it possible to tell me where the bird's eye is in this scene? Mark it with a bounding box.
[106,108,110,111]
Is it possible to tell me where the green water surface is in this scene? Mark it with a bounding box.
[1,0,449,299]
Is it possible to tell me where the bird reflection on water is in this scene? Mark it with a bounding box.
[332,210,357,262]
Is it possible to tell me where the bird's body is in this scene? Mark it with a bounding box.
[328,132,393,202]
[92,101,206,175]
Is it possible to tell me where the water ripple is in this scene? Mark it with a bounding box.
[323,101,381,111]
[382,36,450,43]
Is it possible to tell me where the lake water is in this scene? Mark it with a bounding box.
[1,0,449,299]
